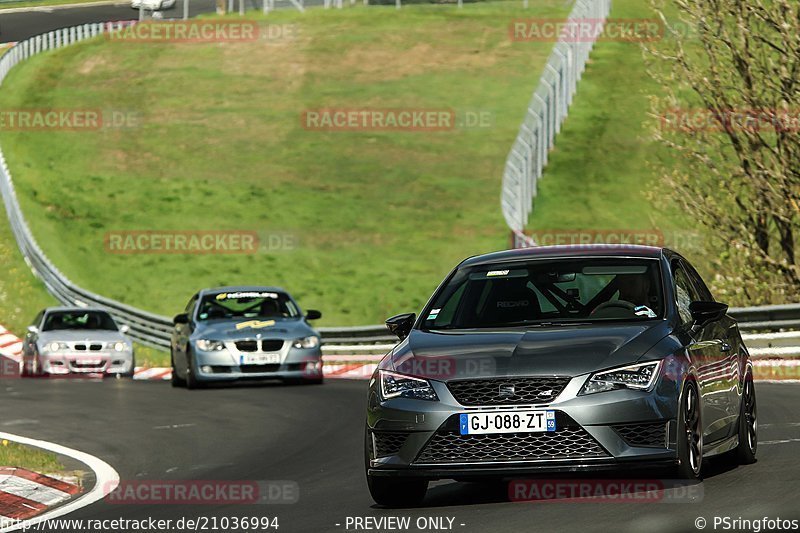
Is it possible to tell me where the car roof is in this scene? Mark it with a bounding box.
[460,244,666,267]
[43,306,111,313]
[199,285,288,295]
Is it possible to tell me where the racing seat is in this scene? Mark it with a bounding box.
[481,279,541,325]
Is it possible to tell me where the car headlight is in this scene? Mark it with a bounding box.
[580,361,662,395]
[196,339,225,351]
[292,336,320,349]
[44,342,68,353]
[107,341,127,352]
[379,370,438,401]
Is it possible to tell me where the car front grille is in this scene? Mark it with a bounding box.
[261,340,284,352]
[73,343,103,351]
[613,422,668,448]
[234,340,284,352]
[235,340,258,352]
[446,377,571,406]
[371,431,410,458]
[415,413,607,464]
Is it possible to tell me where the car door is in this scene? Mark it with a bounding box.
[671,260,729,443]
[683,259,740,435]
[172,294,197,372]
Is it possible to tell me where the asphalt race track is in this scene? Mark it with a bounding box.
[0,0,324,43]
[0,0,217,42]
[1,378,799,533]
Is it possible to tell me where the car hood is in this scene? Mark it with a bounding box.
[191,318,316,341]
[37,330,128,343]
[385,321,672,380]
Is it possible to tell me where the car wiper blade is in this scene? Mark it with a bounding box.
[503,320,593,328]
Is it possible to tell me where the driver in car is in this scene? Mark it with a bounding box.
[592,274,655,318]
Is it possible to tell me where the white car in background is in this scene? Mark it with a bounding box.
[22,307,134,377]
[131,0,176,10]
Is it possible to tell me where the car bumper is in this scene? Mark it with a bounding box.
[37,352,134,375]
[192,347,323,382]
[366,373,682,479]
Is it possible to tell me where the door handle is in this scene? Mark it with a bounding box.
[720,342,732,352]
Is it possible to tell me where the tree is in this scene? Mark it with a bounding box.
[646,0,800,303]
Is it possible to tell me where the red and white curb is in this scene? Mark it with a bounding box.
[2,323,798,382]
[0,327,22,364]
[129,358,800,382]
[132,355,382,380]
[0,433,119,533]
[0,468,80,526]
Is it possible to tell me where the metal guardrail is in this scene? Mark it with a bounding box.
[0,22,398,350]
[500,0,611,247]
[0,16,798,359]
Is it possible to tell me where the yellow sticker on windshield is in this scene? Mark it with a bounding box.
[235,320,276,330]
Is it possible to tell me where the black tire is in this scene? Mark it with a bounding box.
[364,426,427,507]
[734,374,757,464]
[170,350,186,388]
[184,347,203,390]
[676,382,703,480]
[121,355,136,378]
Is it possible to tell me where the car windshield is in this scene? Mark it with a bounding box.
[197,290,300,321]
[42,310,119,331]
[422,258,664,330]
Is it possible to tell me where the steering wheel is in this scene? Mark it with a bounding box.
[591,300,636,315]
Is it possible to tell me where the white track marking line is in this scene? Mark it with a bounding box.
[0,432,119,533]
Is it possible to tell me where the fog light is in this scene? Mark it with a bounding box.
[305,361,321,372]
[200,365,213,373]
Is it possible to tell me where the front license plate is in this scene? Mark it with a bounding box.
[240,353,281,365]
[459,410,556,435]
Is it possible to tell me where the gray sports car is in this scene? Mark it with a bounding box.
[365,245,757,506]
[22,307,134,377]
[170,286,323,388]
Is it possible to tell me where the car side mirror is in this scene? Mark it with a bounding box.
[26,325,39,335]
[119,324,130,334]
[173,313,190,325]
[386,313,416,340]
[689,301,728,328]
[306,310,322,320]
